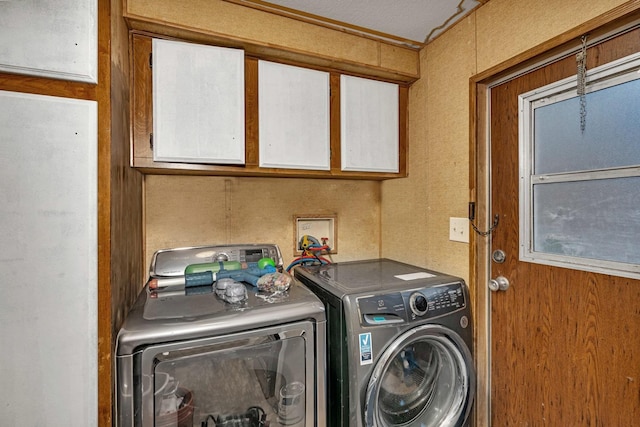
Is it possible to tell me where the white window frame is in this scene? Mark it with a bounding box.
[518,52,640,279]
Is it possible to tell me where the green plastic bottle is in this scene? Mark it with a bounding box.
[184,261,243,275]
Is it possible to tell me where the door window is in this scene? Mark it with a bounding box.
[519,52,640,278]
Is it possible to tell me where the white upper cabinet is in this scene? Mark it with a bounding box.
[152,38,245,165]
[131,35,406,178]
[340,75,399,173]
[0,0,97,83]
[258,60,330,170]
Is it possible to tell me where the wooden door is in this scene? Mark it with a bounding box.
[489,28,640,425]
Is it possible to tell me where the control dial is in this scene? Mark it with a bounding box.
[409,292,429,316]
[215,253,229,262]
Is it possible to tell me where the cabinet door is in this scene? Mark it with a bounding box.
[0,91,97,426]
[340,75,399,173]
[0,0,97,83]
[258,60,330,170]
[152,38,245,165]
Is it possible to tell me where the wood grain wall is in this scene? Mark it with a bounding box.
[107,1,145,425]
[110,0,144,345]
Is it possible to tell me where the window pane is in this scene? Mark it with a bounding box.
[533,177,640,264]
[534,78,640,174]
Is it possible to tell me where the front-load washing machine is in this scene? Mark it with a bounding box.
[294,259,475,427]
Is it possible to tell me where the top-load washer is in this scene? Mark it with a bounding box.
[115,244,326,427]
[294,259,475,427]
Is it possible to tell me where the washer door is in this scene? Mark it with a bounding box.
[364,324,475,427]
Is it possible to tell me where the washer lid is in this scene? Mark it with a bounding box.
[116,280,325,355]
[297,259,462,297]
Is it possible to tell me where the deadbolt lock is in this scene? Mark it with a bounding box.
[492,249,506,263]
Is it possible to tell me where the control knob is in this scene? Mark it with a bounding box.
[215,253,229,262]
[409,292,429,316]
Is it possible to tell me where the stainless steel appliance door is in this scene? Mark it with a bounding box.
[138,321,317,427]
[364,325,475,427]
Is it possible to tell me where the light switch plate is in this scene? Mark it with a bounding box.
[449,217,469,243]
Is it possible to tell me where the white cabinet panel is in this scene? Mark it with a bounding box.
[0,0,97,83]
[259,60,330,170]
[0,91,97,426]
[340,75,399,173]
[152,39,245,165]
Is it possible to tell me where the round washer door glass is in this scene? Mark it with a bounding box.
[364,324,475,427]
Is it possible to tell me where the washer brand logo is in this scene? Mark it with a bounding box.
[359,333,373,365]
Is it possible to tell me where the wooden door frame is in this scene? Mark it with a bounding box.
[469,5,640,426]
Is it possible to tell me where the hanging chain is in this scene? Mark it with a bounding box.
[471,214,499,237]
[576,34,588,133]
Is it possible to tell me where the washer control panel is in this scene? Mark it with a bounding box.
[357,281,467,325]
[150,244,282,277]
[407,282,466,320]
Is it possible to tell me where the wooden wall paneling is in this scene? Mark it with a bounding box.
[98,0,114,425]
[398,85,409,177]
[329,73,342,172]
[470,78,491,427]
[0,73,96,100]
[131,34,153,163]
[109,0,145,425]
[245,57,259,166]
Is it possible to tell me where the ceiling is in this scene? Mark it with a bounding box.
[233,0,486,47]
